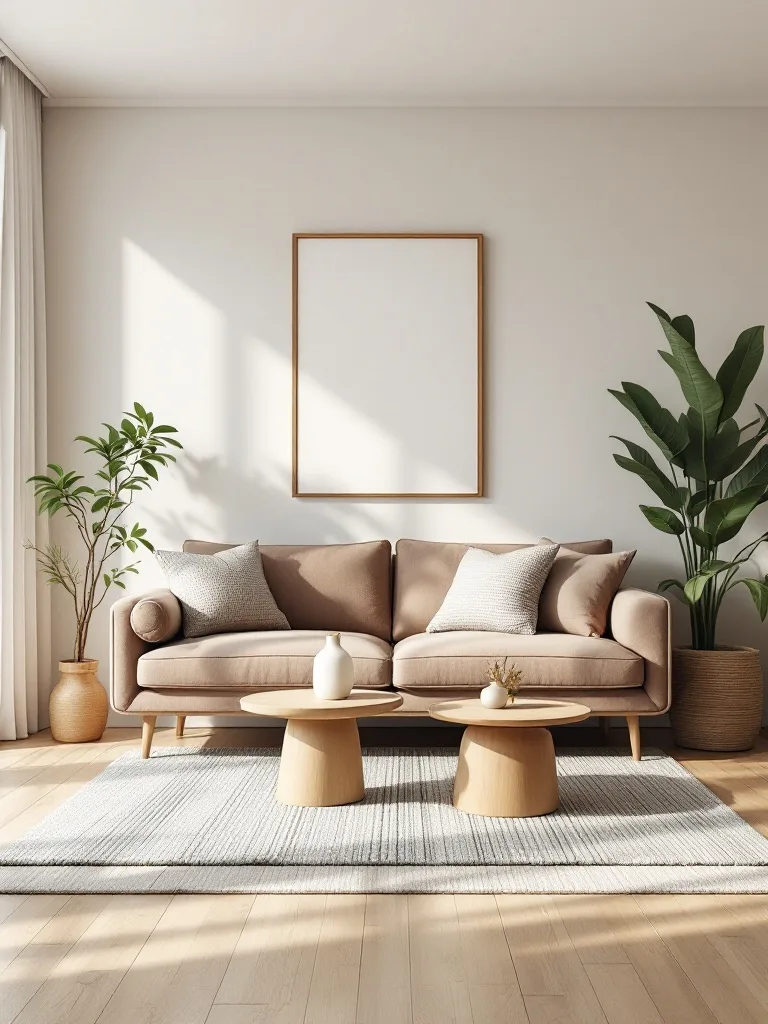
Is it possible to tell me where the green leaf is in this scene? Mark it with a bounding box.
[133,401,148,420]
[651,307,723,436]
[609,384,688,461]
[726,444,768,498]
[647,302,671,323]
[138,537,155,552]
[658,578,689,601]
[716,326,764,421]
[689,525,713,549]
[639,505,685,535]
[702,484,765,545]
[91,496,110,513]
[139,459,158,480]
[47,463,64,476]
[704,418,740,480]
[688,488,709,518]
[671,314,695,347]
[684,575,712,605]
[739,578,768,620]
[612,445,680,509]
[151,425,178,434]
[103,573,111,589]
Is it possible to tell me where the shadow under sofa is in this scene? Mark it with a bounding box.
[110,539,671,761]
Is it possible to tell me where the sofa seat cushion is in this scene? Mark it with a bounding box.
[137,630,392,690]
[392,631,643,689]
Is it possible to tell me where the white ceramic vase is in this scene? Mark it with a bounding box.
[480,683,509,710]
[313,633,354,700]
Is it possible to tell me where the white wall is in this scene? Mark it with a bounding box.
[41,107,768,725]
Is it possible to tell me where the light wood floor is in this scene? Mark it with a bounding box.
[0,724,767,1024]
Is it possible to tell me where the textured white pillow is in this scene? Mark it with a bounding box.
[155,541,290,639]
[426,544,560,635]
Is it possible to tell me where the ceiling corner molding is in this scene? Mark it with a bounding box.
[0,36,50,97]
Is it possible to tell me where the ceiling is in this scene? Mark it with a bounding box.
[1,0,766,106]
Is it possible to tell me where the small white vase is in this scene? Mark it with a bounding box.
[313,633,354,700]
[480,683,509,710]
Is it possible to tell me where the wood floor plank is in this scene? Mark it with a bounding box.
[498,896,608,1024]
[584,964,664,1024]
[206,1007,266,1024]
[408,895,473,1024]
[0,894,70,972]
[96,893,253,1024]
[0,895,27,928]
[553,896,630,965]
[215,893,326,1020]
[0,895,110,1024]
[303,894,365,1024]
[524,994,580,1023]
[11,895,171,1024]
[454,893,529,1023]
[497,895,564,996]
[356,894,411,1024]
[606,896,717,1024]
[636,894,768,1024]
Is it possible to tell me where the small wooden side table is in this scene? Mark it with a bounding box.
[430,696,590,817]
[240,688,402,807]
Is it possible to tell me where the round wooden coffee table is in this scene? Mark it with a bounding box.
[240,689,402,807]
[429,697,590,817]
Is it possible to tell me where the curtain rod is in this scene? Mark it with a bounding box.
[0,37,50,98]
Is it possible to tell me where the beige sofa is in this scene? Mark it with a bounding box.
[110,538,671,760]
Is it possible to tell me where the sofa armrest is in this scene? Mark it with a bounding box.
[609,588,671,713]
[110,592,166,713]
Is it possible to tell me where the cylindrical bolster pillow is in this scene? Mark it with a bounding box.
[130,589,182,643]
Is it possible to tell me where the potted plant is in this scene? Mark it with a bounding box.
[610,304,766,750]
[481,659,523,709]
[28,403,181,742]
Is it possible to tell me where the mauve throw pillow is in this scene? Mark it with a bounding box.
[426,544,559,635]
[155,541,290,639]
[537,538,635,637]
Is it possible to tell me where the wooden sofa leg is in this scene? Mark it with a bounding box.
[626,715,641,761]
[176,715,186,738]
[141,716,157,759]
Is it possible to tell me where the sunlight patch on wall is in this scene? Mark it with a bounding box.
[122,240,227,566]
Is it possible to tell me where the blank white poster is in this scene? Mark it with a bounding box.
[293,234,483,497]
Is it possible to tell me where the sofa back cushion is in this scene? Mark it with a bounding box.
[183,539,392,641]
[392,538,613,641]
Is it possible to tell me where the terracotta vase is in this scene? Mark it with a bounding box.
[49,659,108,743]
[670,646,763,752]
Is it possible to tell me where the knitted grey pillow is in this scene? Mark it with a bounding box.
[154,541,290,638]
[426,544,560,635]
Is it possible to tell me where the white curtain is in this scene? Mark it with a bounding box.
[0,58,50,739]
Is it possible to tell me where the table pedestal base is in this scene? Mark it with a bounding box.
[453,725,559,817]
[277,717,365,807]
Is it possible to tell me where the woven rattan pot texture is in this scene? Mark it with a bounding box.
[49,660,108,743]
[670,646,763,752]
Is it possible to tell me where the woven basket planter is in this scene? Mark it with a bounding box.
[671,647,764,752]
[49,659,108,743]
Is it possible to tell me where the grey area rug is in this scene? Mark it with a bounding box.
[2,747,768,894]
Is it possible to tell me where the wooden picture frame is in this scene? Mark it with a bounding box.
[292,232,484,498]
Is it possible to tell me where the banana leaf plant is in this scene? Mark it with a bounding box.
[27,404,182,662]
[610,305,768,650]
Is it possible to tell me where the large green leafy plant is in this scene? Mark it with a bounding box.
[28,404,182,662]
[610,305,768,650]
